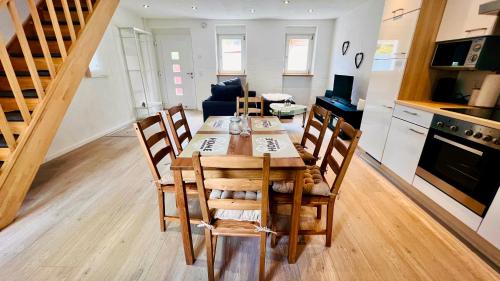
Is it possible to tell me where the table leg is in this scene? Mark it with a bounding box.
[288,170,304,264]
[174,170,195,265]
[302,111,306,128]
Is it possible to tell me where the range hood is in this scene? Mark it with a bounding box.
[479,0,500,15]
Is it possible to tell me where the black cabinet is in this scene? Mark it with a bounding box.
[315,96,364,130]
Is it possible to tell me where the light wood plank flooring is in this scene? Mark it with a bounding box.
[0,111,498,281]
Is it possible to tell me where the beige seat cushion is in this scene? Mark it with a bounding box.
[293,143,318,165]
[272,165,331,197]
[209,190,262,222]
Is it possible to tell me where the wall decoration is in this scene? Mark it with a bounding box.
[342,41,350,55]
[355,52,364,69]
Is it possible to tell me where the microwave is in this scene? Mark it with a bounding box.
[431,36,500,71]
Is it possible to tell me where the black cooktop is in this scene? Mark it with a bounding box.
[442,107,500,122]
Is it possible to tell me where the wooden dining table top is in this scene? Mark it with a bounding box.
[170,116,306,170]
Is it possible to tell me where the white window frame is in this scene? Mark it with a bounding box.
[217,34,246,75]
[284,34,315,74]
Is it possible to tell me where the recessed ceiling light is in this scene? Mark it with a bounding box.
[284,0,290,4]
[192,5,198,10]
[308,9,314,13]
[250,8,255,13]
[142,4,150,8]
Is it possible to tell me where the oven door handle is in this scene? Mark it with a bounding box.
[433,135,483,156]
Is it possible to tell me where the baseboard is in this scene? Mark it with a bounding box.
[44,118,135,163]
[357,148,500,270]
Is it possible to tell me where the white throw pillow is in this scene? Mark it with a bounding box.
[209,190,262,222]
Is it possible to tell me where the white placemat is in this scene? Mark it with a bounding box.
[252,134,299,158]
[178,134,230,158]
[199,116,230,132]
[251,117,283,131]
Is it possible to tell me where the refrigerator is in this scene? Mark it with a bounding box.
[359,8,421,162]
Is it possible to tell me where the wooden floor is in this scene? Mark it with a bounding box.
[0,111,498,281]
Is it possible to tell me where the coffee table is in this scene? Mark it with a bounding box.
[270,103,308,127]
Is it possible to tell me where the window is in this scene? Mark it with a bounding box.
[217,34,246,74]
[285,34,314,74]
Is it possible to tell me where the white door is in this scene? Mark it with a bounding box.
[156,31,197,109]
[381,117,428,183]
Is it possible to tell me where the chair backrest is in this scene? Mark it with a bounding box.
[134,113,177,186]
[165,104,192,154]
[236,96,264,116]
[301,105,332,158]
[319,118,362,195]
[192,152,271,226]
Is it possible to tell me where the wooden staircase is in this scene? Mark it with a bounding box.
[0,0,120,229]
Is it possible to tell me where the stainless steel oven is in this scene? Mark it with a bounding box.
[417,115,500,217]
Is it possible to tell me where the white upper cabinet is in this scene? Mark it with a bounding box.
[381,0,422,21]
[437,0,499,41]
[379,10,420,59]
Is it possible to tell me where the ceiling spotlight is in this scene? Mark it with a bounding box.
[284,0,290,4]
[142,4,150,8]
[308,8,314,13]
[250,8,255,13]
[192,5,198,10]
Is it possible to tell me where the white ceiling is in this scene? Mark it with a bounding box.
[121,0,370,20]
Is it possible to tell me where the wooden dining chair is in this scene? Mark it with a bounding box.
[134,113,199,232]
[270,118,362,247]
[193,152,271,281]
[165,104,193,154]
[236,96,264,116]
[294,105,332,165]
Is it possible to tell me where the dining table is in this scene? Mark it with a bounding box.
[170,116,306,265]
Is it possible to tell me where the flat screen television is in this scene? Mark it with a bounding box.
[332,74,353,104]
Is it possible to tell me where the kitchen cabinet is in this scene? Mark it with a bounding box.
[381,0,422,21]
[437,0,499,41]
[478,189,500,248]
[413,176,483,230]
[381,117,429,183]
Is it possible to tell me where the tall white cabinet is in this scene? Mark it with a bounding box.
[359,0,422,161]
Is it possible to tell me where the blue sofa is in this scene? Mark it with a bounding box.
[201,78,256,121]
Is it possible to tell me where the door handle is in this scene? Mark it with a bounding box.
[409,128,425,135]
[403,110,418,116]
[383,105,393,109]
[465,27,487,33]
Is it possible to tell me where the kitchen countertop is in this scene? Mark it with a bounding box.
[395,100,500,130]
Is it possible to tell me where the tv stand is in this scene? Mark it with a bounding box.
[315,96,363,130]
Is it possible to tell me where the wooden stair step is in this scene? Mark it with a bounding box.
[40,9,89,23]
[49,0,91,10]
[8,39,71,55]
[0,57,63,73]
[0,148,10,161]
[0,70,51,77]
[0,134,19,149]
[5,111,28,122]
[0,97,39,112]
[0,90,38,99]
[42,24,80,37]
[0,76,51,91]
[26,34,73,41]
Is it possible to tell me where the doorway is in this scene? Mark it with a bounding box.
[154,29,197,109]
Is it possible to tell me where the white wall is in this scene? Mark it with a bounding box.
[45,7,143,161]
[145,19,335,108]
[0,0,39,41]
[328,0,385,104]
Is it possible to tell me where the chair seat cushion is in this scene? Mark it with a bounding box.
[293,143,318,165]
[272,165,331,197]
[209,190,262,222]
